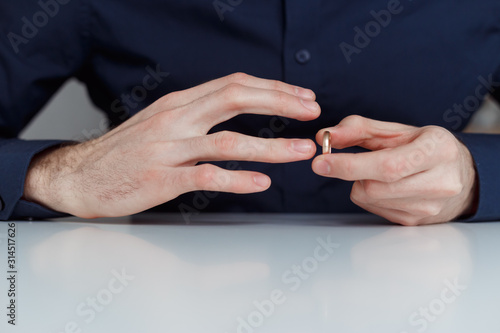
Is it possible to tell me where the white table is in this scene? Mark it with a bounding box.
[1,214,499,333]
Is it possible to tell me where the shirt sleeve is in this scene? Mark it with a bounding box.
[455,132,500,222]
[0,139,68,220]
[0,0,88,220]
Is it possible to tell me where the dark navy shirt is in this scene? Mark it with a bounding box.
[1,0,500,220]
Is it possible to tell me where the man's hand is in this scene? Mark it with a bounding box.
[24,73,320,218]
[312,115,478,226]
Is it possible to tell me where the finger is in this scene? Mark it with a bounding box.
[175,84,320,134]
[312,139,440,182]
[178,164,271,194]
[351,181,444,217]
[359,197,444,218]
[351,201,425,226]
[160,72,316,111]
[169,131,316,165]
[116,73,317,133]
[196,72,316,100]
[315,115,416,151]
[352,170,463,201]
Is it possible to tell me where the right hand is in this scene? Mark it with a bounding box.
[23,73,320,218]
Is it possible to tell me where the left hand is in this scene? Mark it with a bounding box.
[312,115,478,226]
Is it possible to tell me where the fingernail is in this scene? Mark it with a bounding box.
[300,99,319,113]
[295,87,315,100]
[254,175,271,188]
[291,140,314,154]
[315,160,331,175]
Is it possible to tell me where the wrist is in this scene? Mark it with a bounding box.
[457,145,479,219]
[23,143,82,214]
[459,167,479,219]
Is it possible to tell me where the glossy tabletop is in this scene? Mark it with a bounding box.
[1,214,499,333]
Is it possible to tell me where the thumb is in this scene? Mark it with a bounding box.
[316,115,417,151]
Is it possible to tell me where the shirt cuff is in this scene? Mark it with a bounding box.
[454,132,500,222]
[0,139,69,221]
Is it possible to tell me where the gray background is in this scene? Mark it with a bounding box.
[19,79,500,140]
[20,79,107,141]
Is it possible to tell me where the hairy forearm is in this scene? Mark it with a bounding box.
[23,142,84,214]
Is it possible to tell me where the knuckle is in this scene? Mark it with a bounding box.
[145,112,170,133]
[270,91,289,114]
[443,141,461,161]
[424,204,442,217]
[194,164,218,189]
[213,131,239,155]
[397,216,422,227]
[341,115,365,128]
[350,182,369,204]
[269,79,283,92]
[421,126,458,158]
[380,158,405,182]
[410,203,442,218]
[156,141,177,157]
[158,91,180,108]
[406,148,427,168]
[239,140,261,159]
[443,181,464,197]
[423,126,452,141]
[228,72,250,85]
[268,138,284,156]
[220,83,244,110]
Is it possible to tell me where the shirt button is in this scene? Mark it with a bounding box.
[0,196,4,211]
[295,49,311,64]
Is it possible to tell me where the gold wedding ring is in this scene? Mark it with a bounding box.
[323,131,331,154]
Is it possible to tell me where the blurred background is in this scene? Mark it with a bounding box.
[19,79,500,140]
